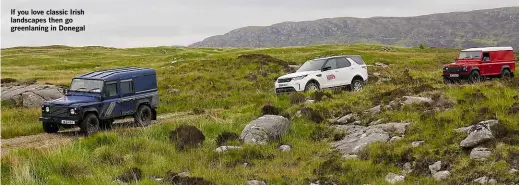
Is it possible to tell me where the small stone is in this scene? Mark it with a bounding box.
[473,176,489,184]
[246,180,266,185]
[433,171,450,181]
[278,144,292,152]
[177,172,190,177]
[470,147,491,161]
[385,173,405,183]
[305,100,315,104]
[429,161,442,175]
[488,178,497,184]
[411,141,424,147]
[342,154,358,159]
[215,146,242,153]
[364,105,381,114]
[402,162,413,174]
[509,168,518,174]
[389,136,403,142]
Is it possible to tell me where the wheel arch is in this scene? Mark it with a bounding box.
[501,65,511,72]
[306,79,320,88]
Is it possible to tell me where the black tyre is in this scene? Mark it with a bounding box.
[79,113,100,136]
[304,81,320,92]
[134,105,152,127]
[100,119,113,130]
[469,70,481,83]
[42,122,59,133]
[501,69,512,79]
[350,78,364,91]
[443,77,453,84]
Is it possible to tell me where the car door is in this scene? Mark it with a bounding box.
[320,58,339,88]
[480,52,491,75]
[119,79,137,116]
[101,81,121,119]
[335,57,353,86]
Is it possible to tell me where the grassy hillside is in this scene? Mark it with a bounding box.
[1,44,518,184]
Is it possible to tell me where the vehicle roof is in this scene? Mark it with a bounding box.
[461,47,514,52]
[314,55,362,60]
[75,67,156,81]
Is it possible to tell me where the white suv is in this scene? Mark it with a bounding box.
[275,55,368,94]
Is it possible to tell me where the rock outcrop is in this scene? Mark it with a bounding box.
[1,85,63,107]
[332,122,409,155]
[240,115,290,145]
[470,147,491,161]
[456,120,499,148]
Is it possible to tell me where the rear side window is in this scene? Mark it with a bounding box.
[336,57,351,68]
[104,82,118,98]
[120,80,134,95]
[323,58,337,69]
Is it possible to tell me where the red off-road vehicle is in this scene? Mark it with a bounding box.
[442,47,515,83]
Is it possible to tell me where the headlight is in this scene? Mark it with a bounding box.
[45,106,50,112]
[69,108,78,115]
[292,75,308,81]
[462,66,468,72]
[443,67,448,71]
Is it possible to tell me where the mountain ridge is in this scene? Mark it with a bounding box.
[190,7,519,49]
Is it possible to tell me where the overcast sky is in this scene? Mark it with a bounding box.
[1,0,518,48]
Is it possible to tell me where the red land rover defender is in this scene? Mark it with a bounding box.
[442,47,515,83]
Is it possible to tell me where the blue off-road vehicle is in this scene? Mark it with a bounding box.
[39,67,159,135]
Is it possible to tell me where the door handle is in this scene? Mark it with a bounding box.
[316,74,322,77]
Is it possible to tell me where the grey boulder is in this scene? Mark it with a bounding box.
[459,120,499,148]
[470,147,491,161]
[429,161,442,175]
[385,173,405,184]
[433,171,450,181]
[246,180,266,185]
[240,115,290,145]
[1,85,63,107]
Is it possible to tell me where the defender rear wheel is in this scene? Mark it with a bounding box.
[304,82,320,92]
[350,78,364,91]
[501,69,512,79]
[469,70,481,83]
[134,105,152,127]
[80,113,100,136]
[42,122,59,133]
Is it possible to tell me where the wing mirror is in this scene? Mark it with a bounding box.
[62,89,68,95]
[322,66,332,71]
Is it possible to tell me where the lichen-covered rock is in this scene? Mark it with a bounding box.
[215,146,242,153]
[278,144,292,152]
[459,121,498,148]
[470,147,491,161]
[385,173,405,184]
[1,85,63,107]
[412,141,424,147]
[246,180,266,185]
[433,171,450,181]
[429,161,442,175]
[332,122,409,155]
[240,115,290,145]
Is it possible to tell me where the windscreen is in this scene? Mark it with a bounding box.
[458,51,482,59]
[69,79,103,93]
[296,59,326,72]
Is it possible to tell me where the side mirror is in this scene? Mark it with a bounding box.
[322,66,332,71]
[62,89,68,95]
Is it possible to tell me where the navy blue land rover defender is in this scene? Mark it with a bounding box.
[39,67,159,135]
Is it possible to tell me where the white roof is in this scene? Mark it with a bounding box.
[462,47,513,52]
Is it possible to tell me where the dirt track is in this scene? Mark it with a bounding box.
[1,112,200,155]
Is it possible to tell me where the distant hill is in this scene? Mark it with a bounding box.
[190,7,519,49]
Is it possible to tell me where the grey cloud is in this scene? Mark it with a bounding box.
[1,0,518,48]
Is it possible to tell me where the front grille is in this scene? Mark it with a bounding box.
[277,78,292,83]
[446,67,463,73]
[49,106,68,117]
[276,87,296,94]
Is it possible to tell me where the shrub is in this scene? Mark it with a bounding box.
[310,91,332,102]
[261,104,280,116]
[117,167,142,183]
[169,125,205,150]
[289,92,306,104]
[215,131,240,146]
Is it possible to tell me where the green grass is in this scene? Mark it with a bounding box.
[1,44,518,184]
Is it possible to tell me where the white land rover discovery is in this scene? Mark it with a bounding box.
[275,55,368,94]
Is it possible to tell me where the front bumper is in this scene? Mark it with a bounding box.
[274,81,305,94]
[39,116,79,125]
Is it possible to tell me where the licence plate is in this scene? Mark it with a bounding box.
[449,74,459,77]
[279,84,288,87]
[61,120,75,124]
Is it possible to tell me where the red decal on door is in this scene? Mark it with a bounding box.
[327,74,336,80]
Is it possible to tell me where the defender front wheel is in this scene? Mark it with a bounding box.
[134,105,152,127]
[42,122,59,133]
[469,71,481,83]
[80,113,100,136]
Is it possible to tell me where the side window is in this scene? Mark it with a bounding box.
[483,52,490,62]
[336,58,351,68]
[120,80,134,95]
[323,58,337,70]
[104,82,118,98]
